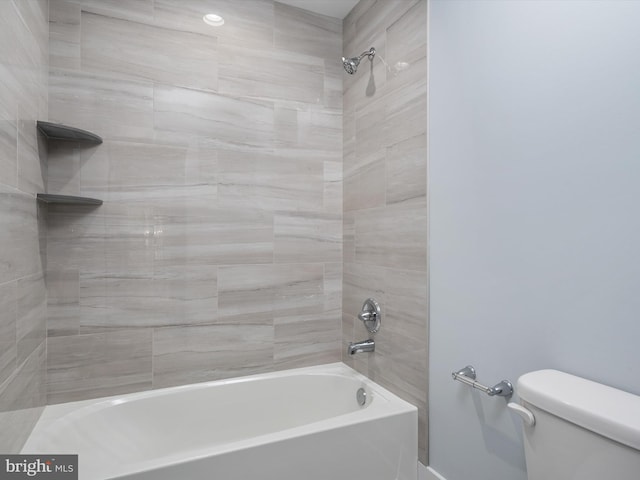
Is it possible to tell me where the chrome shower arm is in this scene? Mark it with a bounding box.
[357,47,376,61]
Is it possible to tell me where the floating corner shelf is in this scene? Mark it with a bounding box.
[37,121,103,145]
[37,194,103,206]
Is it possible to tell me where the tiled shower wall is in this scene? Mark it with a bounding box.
[341,0,429,463]
[46,0,343,403]
[0,0,49,452]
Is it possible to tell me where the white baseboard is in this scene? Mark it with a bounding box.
[420,463,447,480]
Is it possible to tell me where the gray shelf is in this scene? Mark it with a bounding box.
[37,194,103,206]
[36,121,104,207]
[37,121,103,144]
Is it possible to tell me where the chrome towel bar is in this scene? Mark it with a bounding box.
[452,365,513,397]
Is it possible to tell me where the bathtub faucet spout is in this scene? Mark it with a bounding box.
[348,339,375,355]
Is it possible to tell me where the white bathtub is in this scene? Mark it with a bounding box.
[22,363,418,480]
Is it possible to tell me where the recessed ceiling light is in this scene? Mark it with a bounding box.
[203,13,224,27]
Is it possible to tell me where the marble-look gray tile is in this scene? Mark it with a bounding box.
[13,0,51,65]
[102,184,217,217]
[343,126,356,179]
[324,160,342,213]
[386,0,427,69]
[153,0,274,48]
[354,0,420,50]
[343,170,357,212]
[219,44,324,103]
[0,115,18,189]
[258,263,325,318]
[153,209,274,267]
[80,0,154,23]
[274,312,340,370]
[42,0,345,407]
[154,85,274,151]
[0,188,42,283]
[0,0,47,454]
[343,2,427,463]
[348,155,386,211]
[0,342,46,453]
[324,262,342,316]
[218,264,324,322]
[82,12,218,92]
[47,329,153,404]
[384,66,427,148]
[0,26,23,120]
[355,94,386,164]
[355,204,427,272]
[0,281,17,386]
[47,304,81,338]
[275,104,342,153]
[341,311,356,368]
[184,142,217,187]
[343,0,375,33]
[153,324,274,389]
[343,213,355,264]
[76,143,108,191]
[49,68,155,142]
[218,149,323,212]
[78,264,217,332]
[274,2,341,59]
[323,59,343,110]
[6,1,48,121]
[45,207,106,272]
[49,0,81,70]
[106,141,187,187]
[16,273,46,366]
[274,211,341,264]
[46,268,80,337]
[18,117,46,195]
[342,262,386,320]
[0,2,40,71]
[386,133,427,206]
[384,268,428,342]
[46,143,81,196]
[99,221,159,277]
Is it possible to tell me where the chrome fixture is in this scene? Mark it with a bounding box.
[358,298,381,333]
[348,339,375,355]
[356,387,367,406]
[342,47,376,75]
[452,365,513,397]
[348,298,381,355]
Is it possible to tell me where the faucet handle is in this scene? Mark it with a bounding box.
[358,298,381,334]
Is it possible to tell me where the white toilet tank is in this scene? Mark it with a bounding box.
[517,369,640,480]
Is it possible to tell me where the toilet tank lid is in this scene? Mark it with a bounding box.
[518,369,640,450]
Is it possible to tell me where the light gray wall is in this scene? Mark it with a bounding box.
[342,0,428,463]
[45,0,342,403]
[0,0,49,452]
[429,1,640,479]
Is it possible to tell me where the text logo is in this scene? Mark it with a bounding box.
[0,455,77,480]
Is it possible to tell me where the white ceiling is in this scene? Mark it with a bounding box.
[277,0,360,19]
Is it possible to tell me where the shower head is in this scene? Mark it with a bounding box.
[342,47,376,75]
